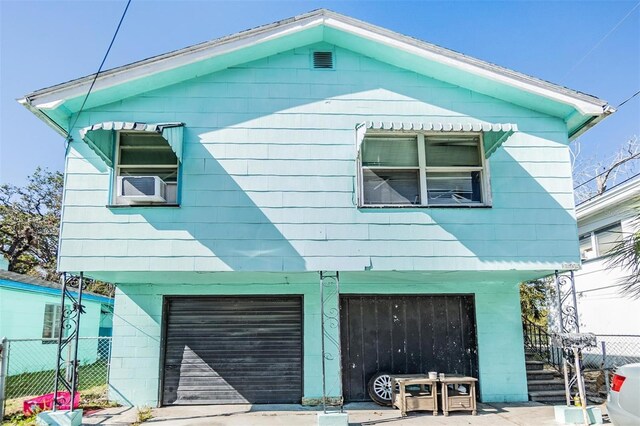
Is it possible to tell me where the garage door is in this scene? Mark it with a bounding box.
[340,295,478,402]
[162,296,303,405]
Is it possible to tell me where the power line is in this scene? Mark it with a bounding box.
[563,1,640,77]
[578,282,629,294]
[66,0,132,144]
[617,89,640,109]
[573,153,640,190]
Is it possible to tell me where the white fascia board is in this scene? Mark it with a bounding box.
[577,179,640,221]
[323,17,607,116]
[17,97,69,137]
[24,16,326,109]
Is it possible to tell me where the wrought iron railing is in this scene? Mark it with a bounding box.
[522,317,563,373]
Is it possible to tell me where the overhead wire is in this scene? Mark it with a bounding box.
[573,154,640,190]
[65,0,132,147]
[563,1,640,78]
[617,89,640,109]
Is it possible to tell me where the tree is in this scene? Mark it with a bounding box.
[0,168,62,280]
[572,136,639,204]
[607,207,640,299]
[520,278,553,326]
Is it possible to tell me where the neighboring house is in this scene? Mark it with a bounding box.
[0,268,114,375]
[575,178,640,335]
[19,10,613,407]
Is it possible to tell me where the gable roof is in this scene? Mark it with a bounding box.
[19,9,613,139]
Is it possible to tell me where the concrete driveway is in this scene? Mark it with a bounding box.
[82,401,609,425]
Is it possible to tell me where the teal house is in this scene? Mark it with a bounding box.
[0,269,113,375]
[20,10,612,407]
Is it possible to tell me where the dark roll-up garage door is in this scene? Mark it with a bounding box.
[162,296,303,405]
[340,295,478,402]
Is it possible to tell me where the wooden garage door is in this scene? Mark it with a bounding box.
[162,296,303,405]
[340,295,478,402]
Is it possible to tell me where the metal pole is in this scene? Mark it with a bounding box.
[569,271,580,333]
[572,347,589,426]
[53,274,69,412]
[562,357,571,406]
[554,271,564,332]
[69,272,84,412]
[335,272,343,414]
[0,337,9,420]
[320,271,327,414]
[602,341,609,392]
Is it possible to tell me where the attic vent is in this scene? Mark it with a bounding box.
[313,51,334,69]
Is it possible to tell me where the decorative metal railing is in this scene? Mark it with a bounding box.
[319,271,344,414]
[53,272,85,412]
[522,317,563,372]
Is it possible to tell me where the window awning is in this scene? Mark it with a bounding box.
[78,122,184,167]
[356,121,517,158]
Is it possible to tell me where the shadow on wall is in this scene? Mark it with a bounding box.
[360,150,578,265]
[73,46,577,271]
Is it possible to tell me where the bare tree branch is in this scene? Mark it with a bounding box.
[572,135,640,204]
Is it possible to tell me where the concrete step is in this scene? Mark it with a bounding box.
[526,370,556,381]
[527,379,566,392]
[526,360,545,371]
[528,389,567,403]
[525,351,546,361]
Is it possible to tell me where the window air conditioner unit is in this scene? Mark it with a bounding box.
[117,176,166,202]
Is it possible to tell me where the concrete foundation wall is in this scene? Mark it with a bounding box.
[109,272,527,406]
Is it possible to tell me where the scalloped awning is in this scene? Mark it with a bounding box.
[356,121,517,158]
[79,122,184,167]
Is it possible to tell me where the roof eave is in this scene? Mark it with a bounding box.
[21,9,612,134]
[568,104,616,141]
[576,178,640,220]
[18,97,69,138]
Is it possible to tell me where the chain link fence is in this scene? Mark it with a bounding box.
[583,334,640,369]
[1,337,111,418]
[579,334,640,401]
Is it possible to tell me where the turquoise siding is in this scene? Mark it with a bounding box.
[59,43,578,280]
[0,282,112,375]
[55,43,575,407]
[109,272,527,406]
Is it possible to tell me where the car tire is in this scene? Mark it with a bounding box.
[367,372,394,406]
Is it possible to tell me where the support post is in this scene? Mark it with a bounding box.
[318,271,348,426]
[52,273,86,413]
[69,272,84,414]
[572,347,589,426]
[602,341,609,392]
[0,337,8,421]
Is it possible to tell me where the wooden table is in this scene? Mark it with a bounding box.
[391,375,439,417]
[440,376,477,416]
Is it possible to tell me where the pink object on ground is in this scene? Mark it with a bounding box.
[23,392,80,415]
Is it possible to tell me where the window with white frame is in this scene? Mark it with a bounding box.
[579,222,623,261]
[360,133,488,206]
[42,303,62,341]
[114,132,179,205]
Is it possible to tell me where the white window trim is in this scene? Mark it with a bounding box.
[112,131,180,205]
[358,131,492,207]
[42,303,62,340]
[579,221,624,261]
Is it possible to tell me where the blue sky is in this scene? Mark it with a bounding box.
[1,0,638,185]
